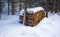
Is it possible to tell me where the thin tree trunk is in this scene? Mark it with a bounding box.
[56,0,58,13]
[46,0,49,18]
[23,0,27,25]
[30,0,32,8]
[57,0,60,12]
[55,0,58,13]
[19,0,22,11]
[8,0,9,15]
[11,0,15,15]
[0,0,2,19]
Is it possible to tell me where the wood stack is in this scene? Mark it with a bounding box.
[25,12,34,26]
[32,10,45,26]
[19,10,45,27]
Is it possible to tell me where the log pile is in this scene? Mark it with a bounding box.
[19,10,45,27]
[32,10,45,26]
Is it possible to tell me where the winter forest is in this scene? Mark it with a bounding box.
[0,0,60,37]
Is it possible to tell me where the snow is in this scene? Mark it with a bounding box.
[19,7,44,15]
[0,3,60,37]
[2,3,8,14]
[2,3,20,15]
[0,12,60,37]
[26,7,44,13]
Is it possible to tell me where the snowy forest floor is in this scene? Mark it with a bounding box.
[0,12,60,37]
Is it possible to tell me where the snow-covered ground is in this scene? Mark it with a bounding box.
[0,2,60,37]
[0,12,60,37]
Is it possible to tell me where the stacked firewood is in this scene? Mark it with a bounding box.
[32,10,45,26]
[19,10,45,27]
[25,12,34,26]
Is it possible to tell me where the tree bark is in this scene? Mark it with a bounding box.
[11,0,15,15]
[30,0,32,8]
[23,0,27,25]
[8,0,10,15]
[0,0,2,19]
[19,0,22,11]
[52,0,57,13]
[46,0,49,18]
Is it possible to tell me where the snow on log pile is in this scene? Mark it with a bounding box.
[19,7,45,27]
[19,7,44,15]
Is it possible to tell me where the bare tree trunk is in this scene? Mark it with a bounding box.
[57,0,58,13]
[0,0,2,19]
[11,0,15,15]
[8,0,9,15]
[30,0,32,8]
[57,0,60,12]
[53,0,57,13]
[46,0,49,18]
[23,0,27,25]
[19,0,22,11]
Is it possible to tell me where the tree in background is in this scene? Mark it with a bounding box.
[57,0,60,12]
[54,0,58,13]
[46,0,49,18]
[19,0,22,11]
[8,0,10,15]
[11,0,15,15]
[23,0,27,25]
[0,0,2,19]
[49,0,58,13]
[30,0,32,7]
